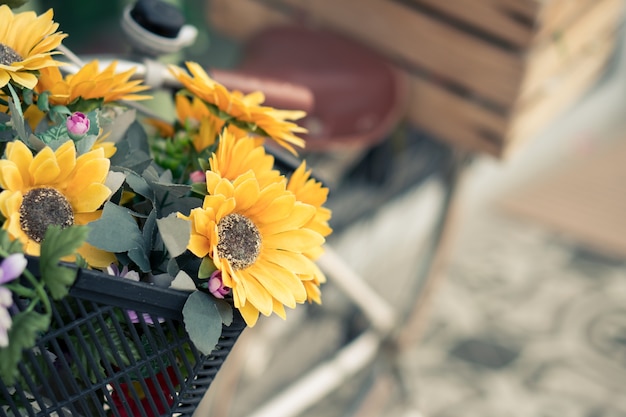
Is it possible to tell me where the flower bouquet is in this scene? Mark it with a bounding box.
[0,4,331,416]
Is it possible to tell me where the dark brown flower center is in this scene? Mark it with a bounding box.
[19,188,74,243]
[217,213,261,271]
[0,44,23,66]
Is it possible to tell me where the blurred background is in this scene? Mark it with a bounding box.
[26,0,626,415]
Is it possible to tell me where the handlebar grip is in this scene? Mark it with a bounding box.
[210,68,314,113]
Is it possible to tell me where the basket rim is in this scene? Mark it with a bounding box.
[26,256,192,321]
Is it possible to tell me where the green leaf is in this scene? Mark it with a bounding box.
[70,97,103,114]
[48,105,71,125]
[0,0,29,8]
[143,208,158,251]
[74,134,98,155]
[104,170,126,196]
[0,311,51,385]
[156,214,191,258]
[39,225,89,300]
[122,169,155,201]
[6,83,28,142]
[191,182,208,197]
[167,257,180,278]
[170,270,196,291]
[0,228,24,254]
[99,108,136,144]
[85,110,100,136]
[215,299,233,326]
[37,123,70,150]
[86,202,151,271]
[22,88,33,106]
[198,257,216,279]
[183,291,223,355]
[24,133,46,151]
[37,91,50,112]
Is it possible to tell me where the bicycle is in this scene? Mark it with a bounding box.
[1,1,468,416]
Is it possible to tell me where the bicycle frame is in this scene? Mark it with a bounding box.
[55,5,468,414]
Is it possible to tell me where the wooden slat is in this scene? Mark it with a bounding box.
[506,37,615,155]
[207,0,290,41]
[408,0,536,48]
[274,0,524,109]
[501,136,626,258]
[536,0,600,43]
[519,0,623,104]
[206,0,619,157]
[406,77,508,157]
[496,0,542,20]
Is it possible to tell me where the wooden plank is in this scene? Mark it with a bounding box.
[406,76,508,157]
[496,0,542,20]
[275,0,524,109]
[536,0,600,44]
[408,0,536,48]
[207,0,290,41]
[519,0,623,103]
[501,137,626,258]
[506,37,615,155]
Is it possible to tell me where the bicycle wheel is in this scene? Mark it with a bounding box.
[202,129,464,417]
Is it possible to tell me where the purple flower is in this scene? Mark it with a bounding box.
[0,253,26,348]
[106,264,140,282]
[0,253,27,285]
[208,270,230,299]
[66,112,90,140]
[106,264,162,325]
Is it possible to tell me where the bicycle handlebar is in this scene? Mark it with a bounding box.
[61,57,315,112]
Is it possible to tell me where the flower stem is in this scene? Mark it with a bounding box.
[19,268,51,315]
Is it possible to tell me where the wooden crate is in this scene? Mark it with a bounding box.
[206,0,624,158]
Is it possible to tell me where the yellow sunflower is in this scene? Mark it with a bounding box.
[175,94,221,152]
[146,94,248,153]
[209,129,281,188]
[0,6,66,90]
[175,93,212,129]
[181,168,325,327]
[169,62,307,154]
[0,140,115,267]
[287,162,332,303]
[35,60,151,106]
[287,162,332,240]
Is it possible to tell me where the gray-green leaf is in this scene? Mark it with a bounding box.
[156,214,191,258]
[86,202,151,271]
[182,291,223,355]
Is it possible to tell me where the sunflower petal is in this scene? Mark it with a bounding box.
[8,69,37,89]
[263,229,325,252]
[239,301,260,327]
[70,183,111,213]
[238,270,273,316]
[0,162,23,190]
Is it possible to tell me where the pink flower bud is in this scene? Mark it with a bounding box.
[66,112,90,139]
[208,270,230,299]
[189,170,206,183]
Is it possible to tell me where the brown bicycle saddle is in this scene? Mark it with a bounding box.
[235,26,409,152]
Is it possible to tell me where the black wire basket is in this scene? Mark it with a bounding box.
[0,261,246,417]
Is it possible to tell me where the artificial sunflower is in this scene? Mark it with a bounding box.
[209,129,281,188]
[35,60,151,106]
[169,62,307,154]
[0,140,114,267]
[0,6,66,90]
[287,162,332,303]
[287,162,332,240]
[181,168,325,326]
